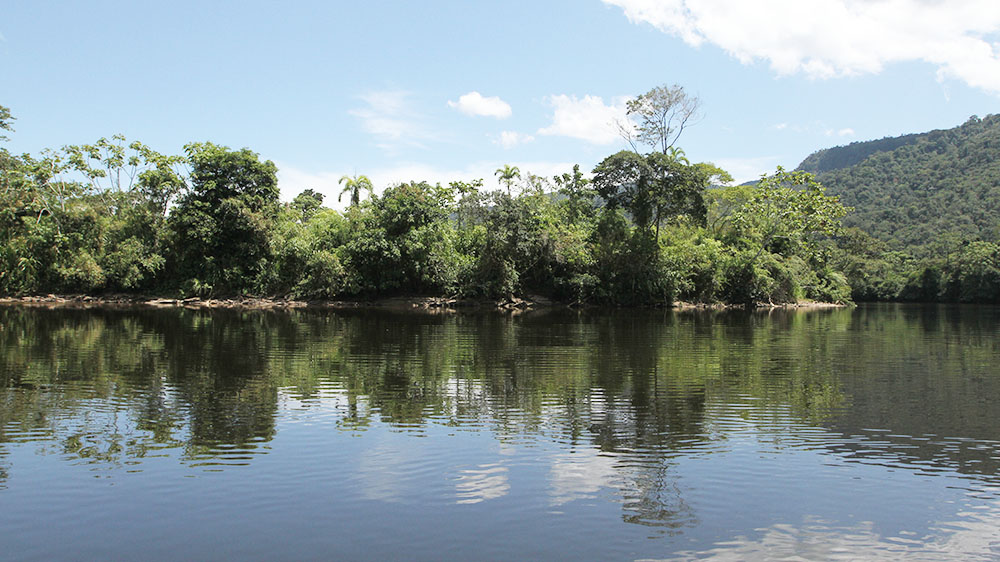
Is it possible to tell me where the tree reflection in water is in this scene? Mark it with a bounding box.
[2,304,1000,533]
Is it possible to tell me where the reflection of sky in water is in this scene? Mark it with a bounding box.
[455,463,509,504]
[548,450,618,506]
[666,506,1000,561]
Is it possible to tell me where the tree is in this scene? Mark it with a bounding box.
[168,143,280,295]
[0,105,14,142]
[63,135,184,196]
[592,149,720,240]
[345,181,456,295]
[618,84,701,153]
[494,164,520,196]
[733,167,848,261]
[338,174,373,207]
[593,151,652,228]
[0,105,30,216]
[291,189,324,221]
[553,164,596,224]
[706,183,754,237]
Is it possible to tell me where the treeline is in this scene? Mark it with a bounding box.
[801,114,1000,302]
[0,103,854,305]
[797,132,923,175]
[833,229,1000,302]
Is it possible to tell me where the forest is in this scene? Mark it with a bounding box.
[2,89,997,305]
[805,114,1000,302]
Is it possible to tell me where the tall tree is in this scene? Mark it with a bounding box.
[338,174,373,207]
[168,143,280,295]
[733,167,848,261]
[618,84,701,153]
[494,164,520,196]
[291,189,324,221]
[592,149,721,240]
[554,164,596,224]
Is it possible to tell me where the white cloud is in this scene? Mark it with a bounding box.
[824,127,856,137]
[275,165,346,206]
[711,156,781,184]
[349,90,436,150]
[604,0,1000,94]
[495,131,535,149]
[448,91,512,119]
[538,94,630,144]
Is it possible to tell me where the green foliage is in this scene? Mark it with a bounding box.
[495,164,520,195]
[660,222,724,302]
[797,114,1000,302]
[168,142,280,296]
[291,209,350,299]
[593,151,650,227]
[338,174,373,207]
[731,167,848,260]
[806,115,1000,254]
[291,189,324,221]
[343,181,457,295]
[0,104,14,142]
[592,149,716,238]
[720,250,778,305]
[589,208,675,305]
[0,100,860,306]
[830,228,908,301]
[945,242,1000,303]
[465,192,541,297]
[798,132,922,174]
[553,164,597,225]
[893,242,1000,303]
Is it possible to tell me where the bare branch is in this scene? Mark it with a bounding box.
[624,84,702,153]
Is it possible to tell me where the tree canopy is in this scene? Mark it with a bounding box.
[619,84,701,153]
[16,95,978,305]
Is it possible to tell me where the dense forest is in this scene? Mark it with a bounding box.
[2,91,998,305]
[799,114,1000,302]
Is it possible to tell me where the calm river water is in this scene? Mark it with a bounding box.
[1,304,999,560]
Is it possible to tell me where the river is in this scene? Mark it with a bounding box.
[1,304,999,560]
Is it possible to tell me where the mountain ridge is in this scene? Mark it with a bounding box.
[795,114,1000,253]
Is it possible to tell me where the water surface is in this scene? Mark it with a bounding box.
[1,304,999,560]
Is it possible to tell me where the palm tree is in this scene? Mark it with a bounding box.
[494,164,520,196]
[338,174,373,207]
[666,146,690,165]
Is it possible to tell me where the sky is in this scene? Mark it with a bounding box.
[2,0,999,208]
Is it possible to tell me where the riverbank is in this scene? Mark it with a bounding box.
[0,294,850,311]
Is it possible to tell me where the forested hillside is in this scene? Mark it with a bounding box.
[797,132,922,175]
[801,114,1000,302]
[801,114,1000,252]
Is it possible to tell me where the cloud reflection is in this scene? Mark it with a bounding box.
[455,463,510,504]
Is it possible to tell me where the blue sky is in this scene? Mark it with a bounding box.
[3,0,999,207]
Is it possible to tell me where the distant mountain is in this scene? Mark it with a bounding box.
[796,114,1000,253]
[797,133,923,175]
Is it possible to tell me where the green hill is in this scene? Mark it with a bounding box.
[797,132,923,175]
[797,114,1000,254]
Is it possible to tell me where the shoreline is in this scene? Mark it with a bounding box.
[0,294,850,312]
